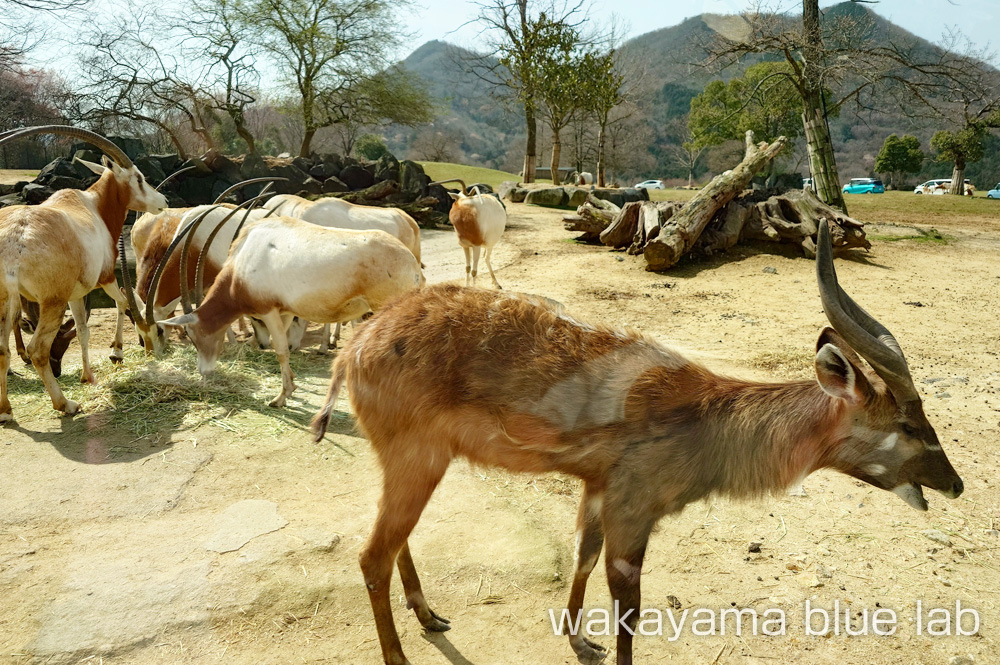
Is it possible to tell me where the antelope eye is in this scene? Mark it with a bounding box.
[901,423,918,437]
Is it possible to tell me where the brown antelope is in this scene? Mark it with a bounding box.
[431,179,506,289]
[158,218,424,407]
[0,126,167,421]
[12,298,79,377]
[311,220,963,665]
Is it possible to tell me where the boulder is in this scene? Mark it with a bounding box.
[316,153,343,174]
[497,181,520,200]
[291,156,313,173]
[374,153,400,183]
[399,160,429,196]
[46,175,85,191]
[298,177,323,196]
[426,183,454,215]
[0,193,23,208]
[525,187,568,207]
[72,149,102,165]
[151,153,181,174]
[35,157,84,185]
[22,183,55,204]
[339,164,374,190]
[70,136,147,161]
[507,186,528,203]
[565,187,590,208]
[177,175,218,205]
[134,155,166,185]
[204,150,241,184]
[267,163,312,194]
[240,151,270,179]
[321,177,349,194]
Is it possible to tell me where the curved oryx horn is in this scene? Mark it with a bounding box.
[118,232,143,332]
[211,177,287,204]
[428,178,468,195]
[0,126,133,168]
[145,205,223,328]
[155,166,198,192]
[194,184,277,304]
[816,219,919,404]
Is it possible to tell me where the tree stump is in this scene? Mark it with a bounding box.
[644,131,788,271]
[564,194,621,241]
[600,201,642,248]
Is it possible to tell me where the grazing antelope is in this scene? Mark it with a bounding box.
[0,126,167,421]
[158,218,424,407]
[431,179,506,289]
[263,193,423,351]
[311,220,963,665]
[127,182,279,353]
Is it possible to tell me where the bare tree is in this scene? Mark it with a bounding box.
[472,0,585,183]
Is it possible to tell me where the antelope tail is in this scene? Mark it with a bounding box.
[311,355,348,442]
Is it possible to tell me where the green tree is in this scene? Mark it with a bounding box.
[474,0,584,183]
[535,22,586,186]
[354,133,388,160]
[578,48,625,187]
[689,62,806,148]
[252,0,432,156]
[931,124,996,193]
[874,134,923,189]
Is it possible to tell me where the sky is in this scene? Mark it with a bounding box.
[21,0,999,73]
[406,0,997,61]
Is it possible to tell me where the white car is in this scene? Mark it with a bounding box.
[635,179,665,190]
[914,179,970,195]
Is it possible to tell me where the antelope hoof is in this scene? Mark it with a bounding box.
[109,355,123,365]
[81,371,96,385]
[573,638,608,665]
[62,399,81,416]
[419,609,451,632]
[0,411,12,425]
[268,394,287,408]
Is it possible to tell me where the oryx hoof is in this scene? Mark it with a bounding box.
[61,399,81,416]
[419,609,451,632]
[573,637,608,665]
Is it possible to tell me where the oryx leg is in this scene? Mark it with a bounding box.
[29,300,79,415]
[320,323,331,354]
[471,246,482,287]
[484,245,502,290]
[286,317,306,352]
[101,281,128,363]
[68,299,94,384]
[463,246,472,286]
[0,291,18,422]
[260,310,297,408]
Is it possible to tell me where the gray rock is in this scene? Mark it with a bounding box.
[374,153,400,183]
[321,176,349,194]
[46,175,85,191]
[949,656,975,665]
[22,183,55,204]
[590,188,625,207]
[922,529,952,547]
[297,176,323,196]
[565,186,589,208]
[764,266,778,274]
[339,164,375,190]
[508,186,528,203]
[204,500,289,554]
[497,180,520,201]
[134,155,166,185]
[525,187,568,207]
[240,151,270,180]
[399,160,429,195]
[150,153,181,174]
[291,156,313,173]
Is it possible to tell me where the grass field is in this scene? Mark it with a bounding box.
[0,169,38,185]
[417,162,523,189]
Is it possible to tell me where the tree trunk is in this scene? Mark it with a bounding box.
[950,158,966,195]
[596,122,607,187]
[299,127,316,158]
[523,102,537,183]
[643,131,787,271]
[550,128,562,186]
[235,122,256,155]
[800,0,848,214]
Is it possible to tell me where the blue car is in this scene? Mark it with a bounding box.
[842,178,885,194]
[988,184,1000,199]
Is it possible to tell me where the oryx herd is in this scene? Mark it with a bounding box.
[0,128,964,665]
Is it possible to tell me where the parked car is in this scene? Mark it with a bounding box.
[802,177,813,189]
[635,179,665,190]
[842,178,885,194]
[987,184,1000,199]
[914,179,972,195]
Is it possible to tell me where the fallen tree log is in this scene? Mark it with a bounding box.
[564,194,620,241]
[600,200,642,248]
[644,131,788,271]
[337,179,399,203]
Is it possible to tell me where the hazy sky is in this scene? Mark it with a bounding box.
[408,0,996,60]
[23,0,998,72]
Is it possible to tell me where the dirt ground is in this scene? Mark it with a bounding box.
[2,198,998,665]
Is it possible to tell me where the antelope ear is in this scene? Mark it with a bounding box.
[159,312,198,328]
[447,192,460,200]
[816,343,871,403]
[74,157,107,176]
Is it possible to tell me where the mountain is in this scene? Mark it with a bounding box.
[392,4,994,187]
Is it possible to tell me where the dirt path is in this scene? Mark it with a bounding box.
[1,202,997,665]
